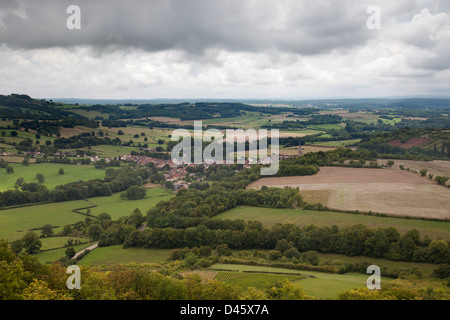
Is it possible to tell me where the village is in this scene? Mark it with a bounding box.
[1,147,298,191]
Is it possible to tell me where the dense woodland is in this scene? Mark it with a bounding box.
[70,101,315,121]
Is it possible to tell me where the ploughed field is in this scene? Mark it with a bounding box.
[248,167,450,219]
[377,159,450,178]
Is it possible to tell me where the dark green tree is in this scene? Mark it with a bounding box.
[435,176,449,186]
[22,158,30,166]
[36,173,45,183]
[65,246,76,259]
[22,232,42,254]
[128,208,145,228]
[10,239,23,254]
[216,244,232,257]
[41,224,54,238]
[14,177,25,189]
[122,186,147,200]
[88,224,103,241]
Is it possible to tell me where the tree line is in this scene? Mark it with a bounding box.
[76,205,450,266]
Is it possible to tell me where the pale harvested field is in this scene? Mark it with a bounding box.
[249,167,450,219]
[302,146,339,153]
[377,159,450,178]
[148,116,185,125]
[280,147,301,156]
[234,145,335,157]
[405,117,427,121]
[0,156,36,163]
[319,110,377,121]
[279,146,339,156]
[253,167,431,185]
[278,131,319,138]
[119,116,183,124]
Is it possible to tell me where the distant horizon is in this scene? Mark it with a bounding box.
[46,95,450,105]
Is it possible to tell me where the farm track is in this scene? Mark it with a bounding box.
[72,242,98,260]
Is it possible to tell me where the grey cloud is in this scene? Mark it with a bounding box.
[1,0,450,99]
[0,0,379,55]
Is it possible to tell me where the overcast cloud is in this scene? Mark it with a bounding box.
[0,0,449,99]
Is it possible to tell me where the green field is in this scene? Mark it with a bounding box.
[69,109,110,120]
[0,142,16,150]
[218,272,303,291]
[308,124,344,131]
[317,253,438,277]
[0,200,91,241]
[281,129,324,136]
[380,117,403,125]
[0,163,106,191]
[210,264,371,299]
[88,145,144,157]
[312,139,361,147]
[87,126,173,145]
[35,242,95,264]
[77,245,174,266]
[0,187,173,241]
[215,206,450,240]
[77,187,174,219]
[40,236,90,251]
[199,112,271,129]
[0,146,17,155]
[0,129,55,145]
[293,275,368,299]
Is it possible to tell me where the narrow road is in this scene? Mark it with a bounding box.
[72,243,98,260]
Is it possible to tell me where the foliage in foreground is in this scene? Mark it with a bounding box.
[338,278,450,300]
[0,240,308,300]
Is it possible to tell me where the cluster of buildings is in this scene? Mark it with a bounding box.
[120,154,176,168]
[163,167,189,181]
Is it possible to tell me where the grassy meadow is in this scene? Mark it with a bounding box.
[0,187,173,241]
[76,187,174,219]
[210,264,372,299]
[0,163,106,191]
[35,242,95,264]
[39,236,90,251]
[76,245,174,266]
[0,129,55,146]
[317,253,439,277]
[214,206,450,240]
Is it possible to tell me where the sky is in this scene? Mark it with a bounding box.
[0,0,449,100]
